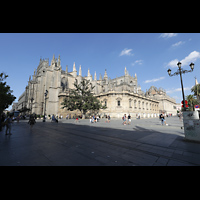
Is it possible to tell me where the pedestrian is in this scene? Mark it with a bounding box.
[179,113,182,121]
[28,114,36,128]
[106,114,110,123]
[122,114,127,125]
[127,114,131,125]
[16,115,20,123]
[160,114,168,126]
[75,116,79,123]
[93,115,97,123]
[51,114,58,123]
[4,115,13,135]
[90,116,94,123]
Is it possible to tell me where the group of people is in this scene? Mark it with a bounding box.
[122,114,131,125]
[89,115,100,123]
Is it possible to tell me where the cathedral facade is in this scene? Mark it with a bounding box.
[17,55,177,118]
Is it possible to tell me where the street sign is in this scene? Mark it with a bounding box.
[195,105,199,108]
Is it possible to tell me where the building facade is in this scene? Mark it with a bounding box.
[17,55,177,118]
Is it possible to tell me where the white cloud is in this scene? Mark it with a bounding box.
[171,41,185,47]
[166,59,179,68]
[166,87,191,94]
[144,76,165,84]
[131,60,143,66]
[181,51,200,66]
[119,48,134,56]
[166,51,200,68]
[160,33,178,38]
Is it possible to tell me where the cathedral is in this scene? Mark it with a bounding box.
[17,55,177,118]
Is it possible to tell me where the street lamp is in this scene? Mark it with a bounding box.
[167,62,194,111]
[43,90,48,122]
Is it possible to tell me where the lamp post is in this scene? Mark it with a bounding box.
[167,62,194,111]
[43,90,48,122]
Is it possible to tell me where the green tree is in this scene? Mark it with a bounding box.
[0,73,16,114]
[186,94,198,111]
[191,83,200,96]
[61,79,106,118]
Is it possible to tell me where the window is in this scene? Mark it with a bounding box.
[138,101,141,109]
[129,99,132,108]
[118,101,121,106]
[134,100,137,108]
[103,99,107,107]
[142,102,144,110]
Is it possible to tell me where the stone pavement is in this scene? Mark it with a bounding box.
[0,116,200,166]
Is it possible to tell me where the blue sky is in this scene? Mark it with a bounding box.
[1,33,200,110]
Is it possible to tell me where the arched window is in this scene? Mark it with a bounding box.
[129,99,132,108]
[138,101,141,109]
[134,100,137,108]
[142,102,144,110]
[103,99,107,107]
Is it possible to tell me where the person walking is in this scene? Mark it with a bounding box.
[106,114,110,123]
[5,115,13,135]
[160,113,168,126]
[28,114,36,128]
[51,114,58,123]
[122,114,127,125]
[127,114,131,125]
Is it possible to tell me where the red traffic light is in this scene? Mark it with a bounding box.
[181,100,188,105]
[182,104,189,108]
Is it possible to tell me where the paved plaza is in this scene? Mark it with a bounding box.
[0,116,200,166]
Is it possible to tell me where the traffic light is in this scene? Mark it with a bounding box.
[181,100,188,108]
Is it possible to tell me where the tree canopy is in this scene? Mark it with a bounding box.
[61,79,106,117]
[186,94,198,111]
[0,73,16,114]
[191,84,200,96]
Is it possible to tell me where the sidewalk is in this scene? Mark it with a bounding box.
[60,116,184,134]
[0,117,200,166]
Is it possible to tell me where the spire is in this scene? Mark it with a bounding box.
[94,71,97,81]
[66,65,68,73]
[135,73,137,79]
[51,54,56,66]
[58,54,61,66]
[104,69,108,79]
[72,62,77,77]
[125,66,127,76]
[195,76,198,85]
[73,62,76,71]
[79,65,82,76]
[99,73,102,81]
[88,68,91,77]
